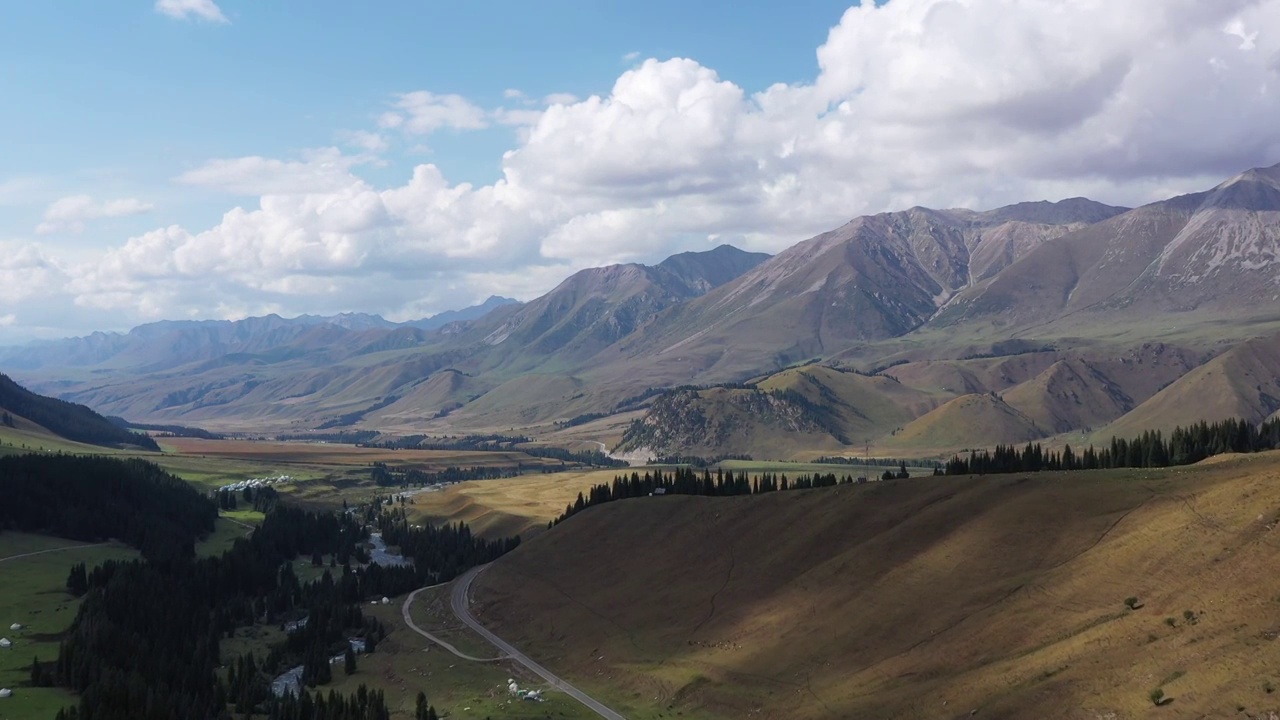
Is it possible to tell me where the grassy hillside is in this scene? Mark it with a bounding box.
[1000,359,1134,433]
[404,468,628,539]
[879,392,1044,452]
[0,372,158,450]
[0,534,139,719]
[756,366,942,439]
[1100,332,1280,440]
[607,341,1213,460]
[473,454,1280,718]
[0,410,119,455]
[616,385,849,459]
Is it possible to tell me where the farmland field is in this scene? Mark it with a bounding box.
[161,437,565,471]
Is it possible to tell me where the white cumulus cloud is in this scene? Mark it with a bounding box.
[339,130,389,153]
[543,92,580,106]
[154,0,228,23]
[36,195,154,235]
[175,147,371,195]
[379,91,490,135]
[0,243,65,303]
[15,0,1280,334]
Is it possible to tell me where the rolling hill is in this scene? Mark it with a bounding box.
[615,366,943,459]
[999,359,1136,435]
[0,373,158,450]
[1098,331,1280,440]
[881,392,1044,451]
[473,452,1280,719]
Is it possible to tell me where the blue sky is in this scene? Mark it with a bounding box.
[1,1,854,228]
[0,0,1276,343]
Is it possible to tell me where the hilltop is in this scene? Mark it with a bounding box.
[473,452,1280,719]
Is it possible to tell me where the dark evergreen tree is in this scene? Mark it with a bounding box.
[0,454,216,562]
[65,562,88,597]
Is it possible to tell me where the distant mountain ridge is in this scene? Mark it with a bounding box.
[472,245,771,365]
[596,197,1129,384]
[0,296,520,372]
[936,163,1280,329]
[404,296,520,331]
[4,163,1280,458]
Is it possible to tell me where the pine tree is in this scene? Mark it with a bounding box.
[344,645,357,675]
[414,691,439,720]
[65,562,88,597]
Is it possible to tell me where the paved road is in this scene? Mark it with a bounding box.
[450,565,629,720]
[0,542,110,564]
[401,582,507,662]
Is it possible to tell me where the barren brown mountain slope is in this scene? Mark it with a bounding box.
[473,452,1280,719]
[615,366,944,458]
[1100,332,1280,440]
[601,201,1123,388]
[1000,359,1135,434]
[938,162,1280,333]
[612,340,1218,459]
[878,351,1063,395]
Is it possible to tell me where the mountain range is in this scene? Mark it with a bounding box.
[4,163,1280,458]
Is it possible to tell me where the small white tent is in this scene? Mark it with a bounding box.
[0,638,11,649]
[8,623,20,631]
[380,597,390,605]
[0,687,12,698]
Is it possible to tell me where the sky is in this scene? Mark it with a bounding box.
[1,0,1279,344]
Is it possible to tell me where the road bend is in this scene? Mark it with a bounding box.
[401,583,507,662]
[450,564,629,720]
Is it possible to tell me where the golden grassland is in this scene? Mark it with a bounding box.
[404,468,628,539]
[472,451,1280,719]
[404,464,946,540]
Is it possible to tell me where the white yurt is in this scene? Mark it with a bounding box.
[0,638,11,649]
[380,596,390,605]
[0,687,11,698]
[8,623,20,631]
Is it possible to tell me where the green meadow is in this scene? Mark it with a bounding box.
[0,534,138,720]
